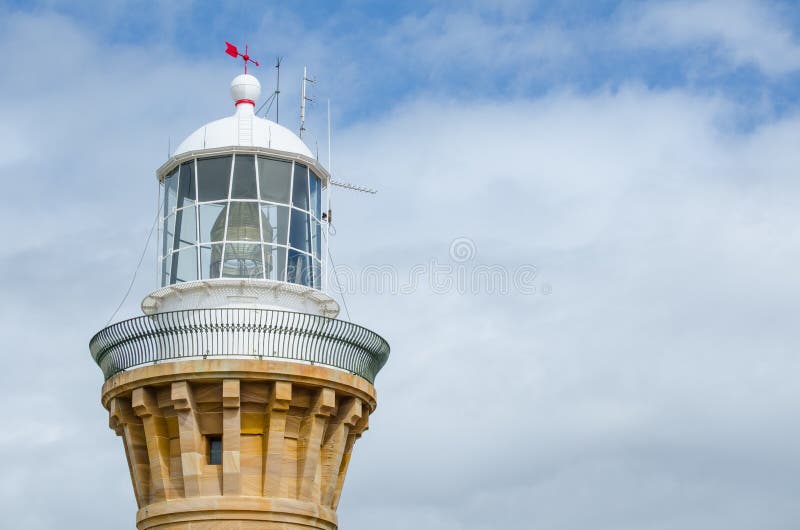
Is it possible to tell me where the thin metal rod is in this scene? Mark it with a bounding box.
[300,67,315,138]
[330,179,377,194]
[300,67,307,138]
[325,99,332,293]
[156,181,162,283]
[327,99,332,172]
[276,57,281,124]
[255,91,276,115]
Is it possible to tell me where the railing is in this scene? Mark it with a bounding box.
[89,309,390,383]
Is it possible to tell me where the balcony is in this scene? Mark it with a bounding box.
[90,309,390,383]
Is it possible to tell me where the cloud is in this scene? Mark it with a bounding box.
[330,86,800,529]
[623,0,800,76]
[1,5,800,530]
[381,9,575,75]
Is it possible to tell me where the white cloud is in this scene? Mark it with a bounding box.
[1,7,800,530]
[382,9,575,79]
[623,0,800,75]
[331,86,800,529]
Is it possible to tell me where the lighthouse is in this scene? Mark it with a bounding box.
[89,50,390,530]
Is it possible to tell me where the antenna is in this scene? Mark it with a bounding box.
[330,179,378,194]
[325,103,378,193]
[255,57,282,121]
[325,99,332,294]
[225,41,259,74]
[299,67,315,139]
[275,57,281,123]
[327,99,332,171]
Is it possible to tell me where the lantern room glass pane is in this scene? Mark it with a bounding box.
[309,171,322,219]
[198,203,226,244]
[260,204,289,246]
[311,258,323,289]
[310,218,322,261]
[164,168,178,215]
[277,246,287,282]
[292,164,309,210]
[287,249,312,286]
[163,214,176,256]
[175,206,197,248]
[231,154,258,199]
[289,209,311,255]
[197,156,232,202]
[222,242,264,279]
[160,156,334,288]
[201,243,223,279]
[172,246,198,283]
[263,244,286,281]
[224,202,262,243]
[177,162,196,207]
[258,157,292,204]
[161,254,172,287]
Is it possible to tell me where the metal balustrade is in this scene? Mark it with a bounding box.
[89,309,390,383]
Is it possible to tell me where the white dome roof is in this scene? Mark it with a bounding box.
[173,74,313,159]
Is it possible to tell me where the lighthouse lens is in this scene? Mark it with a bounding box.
[221,243,264,278]
[212,202,267,278]
[223,202,262,242]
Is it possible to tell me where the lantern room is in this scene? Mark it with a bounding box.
[142,73,338,317]
[161,154,324,288]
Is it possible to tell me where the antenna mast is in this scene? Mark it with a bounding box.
[325,101,378,195]
[300,67,314,139]
[255,57,282,121]
[330,179,378,194]
[275,57,281,123]
[327,98,332,172]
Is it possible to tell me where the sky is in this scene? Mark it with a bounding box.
[1,0,800,528]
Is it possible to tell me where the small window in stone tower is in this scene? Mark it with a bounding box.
[207,436,222,465]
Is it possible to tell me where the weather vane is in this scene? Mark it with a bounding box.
[225,41,259,74]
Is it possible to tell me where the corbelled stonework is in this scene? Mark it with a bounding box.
[102,359,376,529]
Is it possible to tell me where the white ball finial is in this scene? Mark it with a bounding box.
[231,74,261,106]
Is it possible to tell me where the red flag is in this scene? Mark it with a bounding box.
[225,42,239,58]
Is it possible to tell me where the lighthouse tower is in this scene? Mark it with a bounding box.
[90,67,389,529]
